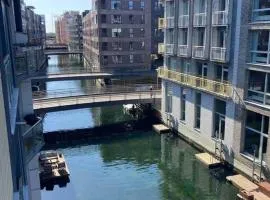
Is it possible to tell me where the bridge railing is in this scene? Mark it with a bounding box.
[33,84,161,100]
[33,90,161,110]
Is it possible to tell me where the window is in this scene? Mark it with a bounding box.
[129,28,134,38]
[129,15,134,24]
[128,1,133,10]
[102,55,108,65]
[197,63,208,78]
[112,55,122,64]
[112,42,122,50]
[253,0,270,21]
[180,88,186,121]
[251,30,270,64]
[140,41,145,49]
[129,55,134,63]
[140,1,145,9]
[244,111,269,160]
[194,93,201,129]
[215,65,228,83]
[101,28,108,37]
[101,42,108,50]
[112,28,121,37]
[165,83,173,113]
[129,42,133,50]
[101,15,107,23]
[111,0,121,9]
[198,28,205,46]
[112,15,122,24]
[213,99,226,140]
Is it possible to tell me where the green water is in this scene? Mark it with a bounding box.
[42,132,238,200]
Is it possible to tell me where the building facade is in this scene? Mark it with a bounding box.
[82,0,163,72]
[55,11,83,51]
[159,0,270,180]
[1,0,45,199]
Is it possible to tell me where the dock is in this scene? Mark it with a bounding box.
[226,174,259,192]
[195,153,221,168]
[153,124,170,134]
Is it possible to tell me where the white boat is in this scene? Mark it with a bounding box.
[39,151,70,181]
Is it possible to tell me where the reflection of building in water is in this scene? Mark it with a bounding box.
[159,135,236,200]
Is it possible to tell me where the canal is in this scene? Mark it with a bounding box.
[41,55,238,199]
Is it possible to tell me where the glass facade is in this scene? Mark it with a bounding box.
[253,0,270,21]
[213,99,226,140]
[195,93,201,129]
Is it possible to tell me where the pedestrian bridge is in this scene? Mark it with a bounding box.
[31,69,156,81]
[44,49,83,55]
[33,85,161,113]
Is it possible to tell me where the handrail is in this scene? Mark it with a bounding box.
[157,68,232,98]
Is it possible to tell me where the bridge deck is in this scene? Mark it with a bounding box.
[34,91,161,112]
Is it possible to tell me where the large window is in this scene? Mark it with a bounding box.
[215,65,228,83]
[195,93,201,129]
[111,0,121,9]
[244,111,269,160]
[247,70,270,105]
[253,0,270,21]
[165,83,173,113]
[180,88,186,121]
[128,1,133,10]
[213,99,226,140]
[251,30,270,65]
[112,28,121,37]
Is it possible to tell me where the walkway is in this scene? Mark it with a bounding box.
[44,49,83,55]
[33,85,161,112]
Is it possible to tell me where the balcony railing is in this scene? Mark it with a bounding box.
[166,17,175,28]
[22,118,44,164]
[158,43,165,54]
[193,13,207,27]
[158,68,232,98]
[250,51,270,65]
[178,15,189,28]
[211,47,226,62]
[193,46,205,59]
[178,45,188,57]
[252,8,270,22]
[158,18,165,29]
[212,11,228,26]
[165,44,175,55]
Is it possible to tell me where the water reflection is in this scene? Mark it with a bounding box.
[42,132,237,200]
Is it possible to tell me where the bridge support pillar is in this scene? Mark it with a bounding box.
[19,79,34,117]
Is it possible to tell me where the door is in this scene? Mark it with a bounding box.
[218,116,225,140]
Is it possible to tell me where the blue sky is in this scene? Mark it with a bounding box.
[24,0,91,33]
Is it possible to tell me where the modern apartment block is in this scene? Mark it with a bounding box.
[55,11,83,51]
[82,0,163,72]
[159,0,270,180]
[1,0,45,199]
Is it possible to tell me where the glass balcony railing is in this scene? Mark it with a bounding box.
[252,8,270,22]
[193,13,207,27]
[166,17,175,28]
[165,44,175,55]
[211,47,227,62]
[22,118,44,163]
[193,46,205,58]
[158,43,165,54]
[212,11,228,26]
[178,15,189,28]
[158,68,232,98]
[250,51,270,65]
[178,45,188,57]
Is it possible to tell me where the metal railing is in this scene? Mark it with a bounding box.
[158,18,165,29]
[22,118,44,163]
[157,68,232,98]
[33,90,161,110]
[178,45,188,57]
[193,13,207,27]
[212,11,228,26]
[211,47,227,62]
[178,15,189,28]
[193,46,205,58]
[250,51,270,65]
[166,17,175,28]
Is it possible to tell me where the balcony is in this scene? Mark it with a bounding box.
[212,11,228,26]
[252,8,270,22]
[193,13,207,27]
[178,15,189,28]
[158,43,165,54]
[158,68,232,98]
[193,46,206,59]
[158,18,165,29]
[165,44,175,55]
[166,17,175,28]
[211,47,227,62]
[178,45,188,57]
[23,118,44,163]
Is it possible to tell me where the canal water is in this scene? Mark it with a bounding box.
[41,55,238,199]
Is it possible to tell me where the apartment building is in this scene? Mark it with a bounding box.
[82,0,163,71]
[1,0,45,199]
[55,11,83,51]
[159,0,270,180]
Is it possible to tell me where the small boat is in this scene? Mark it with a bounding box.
[39,151,70,182]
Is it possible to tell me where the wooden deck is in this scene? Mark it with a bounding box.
[226,174,259,192]
[153,124,170,134]
[195,153,221,168]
